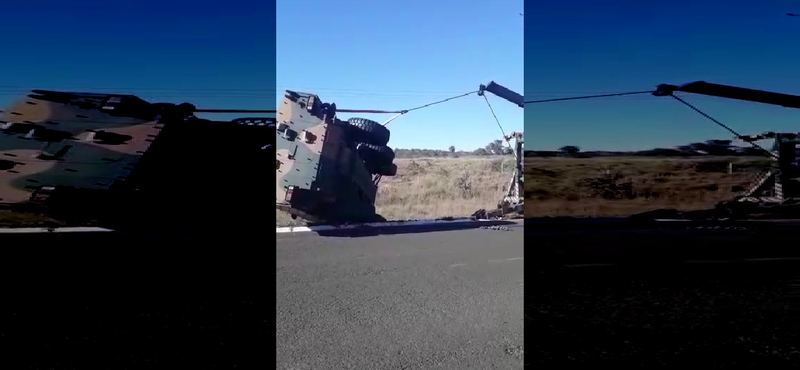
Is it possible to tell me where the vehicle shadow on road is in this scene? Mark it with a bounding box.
[311,220,519,238]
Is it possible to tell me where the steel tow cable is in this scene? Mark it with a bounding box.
[330,90,479,126]
[196,90,478,115]
[523,88,778,159]
[402,90,479,113]
[334,88,518,158]
[195,109,276,113]
[382,90,479,126]
[523,90,654,104]
[669,94,779,160]
[334,91,479,115]
[481,94,516,158]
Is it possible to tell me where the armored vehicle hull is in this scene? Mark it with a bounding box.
[0,90,273,231]
[276,90,396,224]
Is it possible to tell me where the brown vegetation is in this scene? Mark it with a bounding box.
[0,209,65,228]
[524,156,772,217]
[276,156,515,226]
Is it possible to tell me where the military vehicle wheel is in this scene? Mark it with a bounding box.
[357,143,395,168]
[348,118,390,146]
[376,163,398,176]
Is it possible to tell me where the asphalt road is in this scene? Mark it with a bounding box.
[531,262,800,369]
[528,219,800,268]
[0,231,268,369]
[276,221,525,370]
[527,220,800,368]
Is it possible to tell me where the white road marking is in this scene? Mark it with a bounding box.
[684,258,800,264]
[450,263,467,267]
[486,257,523,263]
[52,227,115,233]
[276,218,499,233]
[744,257,800,262]
[0,228,55,234]
[563,263,617,268]
[685,260,733,264]
[0,227,114,234]
[561,258,800,268]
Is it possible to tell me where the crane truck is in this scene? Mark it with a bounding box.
[653,81,800,207]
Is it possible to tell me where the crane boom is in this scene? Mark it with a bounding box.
[478,81,524,108]
[654,81,800,109]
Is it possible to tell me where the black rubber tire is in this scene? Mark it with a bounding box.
[357,143,395,167]
[348,118,390,146]
[376,163,398,176]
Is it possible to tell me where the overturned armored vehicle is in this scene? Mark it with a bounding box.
[0,90,273,230]
[276,90,397,224]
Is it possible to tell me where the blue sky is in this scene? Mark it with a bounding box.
[525,0,800,151]
[276,0,523,152]
[0,0,275,121]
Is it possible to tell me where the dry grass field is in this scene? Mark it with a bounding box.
[0,209,64,227]
[276,156,517,226]
[525,156,772,218]
[0,155,774,227]
[2,156,514,228]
